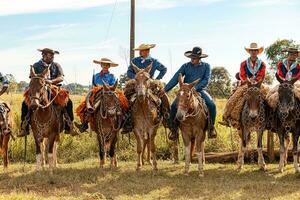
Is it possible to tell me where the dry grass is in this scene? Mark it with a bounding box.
[1,159,300,199]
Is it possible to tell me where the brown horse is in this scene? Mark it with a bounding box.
[0,102,12,168]
[130,63,160,171]
[93,82,123,168]
[176,74,207,177]
[28,66,63,171]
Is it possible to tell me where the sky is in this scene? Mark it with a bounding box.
[0,0,300,85]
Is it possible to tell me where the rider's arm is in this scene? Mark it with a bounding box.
[255,62,266,81]
[127,59,137,79]
[153,59,167,80]
[50,63,64,84]
[195,63,211,92]
[164,63,186,93]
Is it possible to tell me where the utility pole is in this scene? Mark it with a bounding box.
[130,0,135,63]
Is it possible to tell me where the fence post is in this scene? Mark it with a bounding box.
[267,131,275,162]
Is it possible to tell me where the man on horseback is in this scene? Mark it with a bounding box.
[220,42,267,128]
[276,47,300,81]
[18,48,78,137]
[122,43,169,133]
[75,58,118,132]
[0,73,9,96]
[161,46,217,140]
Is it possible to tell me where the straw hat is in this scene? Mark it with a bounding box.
[37,48,59,54]
[184,47,208,59]
[245,43,264,54]
[93,58,118,67]
[282,47,300,54]
[133,43,156,51]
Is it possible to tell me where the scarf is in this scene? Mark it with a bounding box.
[282,59,298,81]
[246,57,262,79]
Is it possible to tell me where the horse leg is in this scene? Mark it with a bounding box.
[97,134,105,168]
[150,129,157,171]
[47,134,56,172]
[53,135,59,168]
[41,138,49,167]
[190,137,196,162]
[2,135,10,169]
[196,133,204,177]
[142,136,150,165]
[182,134,191,175]
[237,130,246,170]
[173,138,179,164]
[292,133,300,173]
[257,131,266,171]
[34,137,42,171]
[278,133,286,173]
[109,133,118,169]
[284,134,290,166]
[134,129,142,171]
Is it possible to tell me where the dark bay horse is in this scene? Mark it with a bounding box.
[237,79,267,170]
[176,74,207,177]
[93,82,123,168]
[130,63,161,171]
[273,74,300,173]
[0,102,12,168]
[28,66,63,171]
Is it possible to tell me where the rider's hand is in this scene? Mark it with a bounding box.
[159,89,166,97]
[45,79,53,85]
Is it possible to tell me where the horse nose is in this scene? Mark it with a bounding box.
[249,110,258,118]
[31,102,39,110]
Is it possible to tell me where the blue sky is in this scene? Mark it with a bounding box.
[0,0,300,85]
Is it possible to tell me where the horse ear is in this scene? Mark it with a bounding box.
[131,62,141,74]
[41,67,50,78]
[276,73,284,84]
[103,81,110,91]
[144,63,153,74]
[189,79,200,89]
[30,65,36,77]
[178,73,184,87]
[290,76,299,85]
[256,79,263,88]
[110,79,118,91]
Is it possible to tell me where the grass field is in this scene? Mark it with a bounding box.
[1,159,300,200]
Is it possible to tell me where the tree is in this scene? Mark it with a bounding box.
[5,74,18,93]
[207,67,231,98]
[118,73,128,89]
[265,39,300,84]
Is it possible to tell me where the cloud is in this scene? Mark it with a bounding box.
[0,0,128,16]
[240,0,299,7]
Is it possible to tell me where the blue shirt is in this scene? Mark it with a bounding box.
[164,61,211,93]
[31,59,64,80]
[92,71,116,87]
[127,56,167,80]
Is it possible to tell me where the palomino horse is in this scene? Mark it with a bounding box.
[176,74,207,177]
[130,63,160,171]
[92,81,123,168]
[273,74,300,173]
[237,79,267,170]
[28,66,63,171]
[0,102,12,168]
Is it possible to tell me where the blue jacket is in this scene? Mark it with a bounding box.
[164,61,211,93]
[127,56,167,80]
[92,71,116,87]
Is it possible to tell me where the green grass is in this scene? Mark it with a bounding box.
[0,159,300,199]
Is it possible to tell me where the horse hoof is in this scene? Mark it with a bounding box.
[199,173,204,178]
[278,168,284,173]
[136,166,141,171]
[184,171,189,176]
[295,168,300,174]
[173,160,179,165]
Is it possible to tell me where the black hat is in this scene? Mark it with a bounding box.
[184,47,208,59]
[37,48,60,55]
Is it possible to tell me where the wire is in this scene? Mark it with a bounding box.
[105,0,118,41]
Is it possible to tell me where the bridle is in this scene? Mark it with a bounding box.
[176,88,201,121]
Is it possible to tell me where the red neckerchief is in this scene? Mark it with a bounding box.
[99,70,109,77]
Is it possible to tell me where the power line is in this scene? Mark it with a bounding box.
[105,0,118,41]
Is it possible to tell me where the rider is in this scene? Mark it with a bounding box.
[18,48,78,137]
[161,46,217,140]
[276,47,300,81]
[122,43,169,133]
[75,58,118,132]
[0,72,9,96]
[220,42,266,127]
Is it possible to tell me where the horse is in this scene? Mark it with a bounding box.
[28,66,63,171]
[237,79,267,170]
[92,81,123,168]
[130,63,161,171]
[273,74,300,173]
[176,74,208,177]
[0,102,12,168]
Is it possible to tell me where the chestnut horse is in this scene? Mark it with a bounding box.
[28,67,63,171]
[0,102,12,168]
[176,74,207,177]
[92,82,123,168]
[237,80,267,170]
[130,63,161,171]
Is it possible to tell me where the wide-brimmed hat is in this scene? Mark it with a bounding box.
[133,43,156,51]
[93,58,118,67]
[282,47,300,54]
[37,48,59,54]
[184,47,208,59]
[244,43,264,54]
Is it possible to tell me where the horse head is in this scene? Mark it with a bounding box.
[245,78,263,119]
[132,62,152,102]
[28,66,49,110]
[276,73,298,116]
[175,73,200,122]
